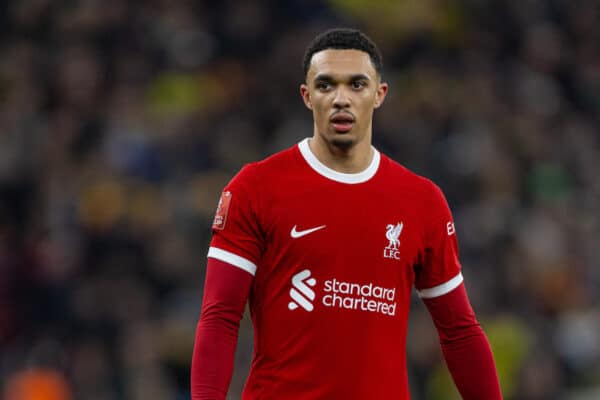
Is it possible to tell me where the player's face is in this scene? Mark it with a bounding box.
[301,49,388,150]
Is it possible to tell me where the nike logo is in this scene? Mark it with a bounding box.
[290,224,326,238]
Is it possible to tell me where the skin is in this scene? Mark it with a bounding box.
[300,49,388,173]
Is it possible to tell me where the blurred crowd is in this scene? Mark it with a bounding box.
[1,0,599,399]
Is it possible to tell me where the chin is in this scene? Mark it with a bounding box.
[330,136,355,151]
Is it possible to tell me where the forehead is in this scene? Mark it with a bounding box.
[307,49,377,80]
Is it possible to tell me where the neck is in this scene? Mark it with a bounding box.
[308,133,373,174]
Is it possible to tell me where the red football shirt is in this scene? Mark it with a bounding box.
[208,138,463,399]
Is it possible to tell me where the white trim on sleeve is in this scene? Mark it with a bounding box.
[417,272,464,299]
[207,247,257,276]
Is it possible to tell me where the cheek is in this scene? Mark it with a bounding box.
[312,100,329,117]
[355,98,374,116]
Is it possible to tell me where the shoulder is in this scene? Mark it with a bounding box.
[380,153,442,199]
[254,143,299,171]
[381,155,453,238]
[227,143,299,187]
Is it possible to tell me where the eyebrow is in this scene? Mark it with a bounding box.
[313,73,371,83]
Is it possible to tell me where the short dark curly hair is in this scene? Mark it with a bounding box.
[303,28,383,78]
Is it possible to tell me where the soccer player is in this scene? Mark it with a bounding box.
[191,28,502,399]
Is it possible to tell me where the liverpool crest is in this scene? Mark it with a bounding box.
[384,222,403,260]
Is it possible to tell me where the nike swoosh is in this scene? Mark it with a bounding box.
[290,225,326,238]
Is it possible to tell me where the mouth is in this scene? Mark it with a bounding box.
[330,112,355,133]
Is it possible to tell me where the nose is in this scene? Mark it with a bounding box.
[332,87,351,108]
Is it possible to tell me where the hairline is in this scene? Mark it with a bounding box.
[304,48,382,83]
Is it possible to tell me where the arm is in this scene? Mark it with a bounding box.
[191,258,253,400]
[192,165,263,399]
[423,283,502,400]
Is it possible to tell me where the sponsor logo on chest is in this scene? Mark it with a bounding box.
[287,269,397,316]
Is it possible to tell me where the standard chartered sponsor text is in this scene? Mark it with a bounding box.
[322,278,397,316]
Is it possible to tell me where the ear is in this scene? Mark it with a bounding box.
[300,84,312,110]
[374,82,388,109]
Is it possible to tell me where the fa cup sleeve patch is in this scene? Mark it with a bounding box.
[212,191,232,230]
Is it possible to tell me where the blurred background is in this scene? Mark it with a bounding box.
[0,0,599,399]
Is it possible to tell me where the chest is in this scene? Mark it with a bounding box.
[259,182,427,277]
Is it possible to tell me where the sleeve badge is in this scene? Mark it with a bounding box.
[212,191,232,230]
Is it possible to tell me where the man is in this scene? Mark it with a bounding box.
[191,28,502,399]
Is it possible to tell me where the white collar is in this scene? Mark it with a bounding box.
[298,138,380,184]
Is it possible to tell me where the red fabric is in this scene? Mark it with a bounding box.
[194,140,490,398]
[191,258,253,400]
[424,283,502,400]
[207,143,459,398]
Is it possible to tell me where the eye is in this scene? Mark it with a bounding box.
[316,81,332,91]
[351,80,366,90]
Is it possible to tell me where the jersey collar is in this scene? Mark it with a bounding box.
[298,138,380,184]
